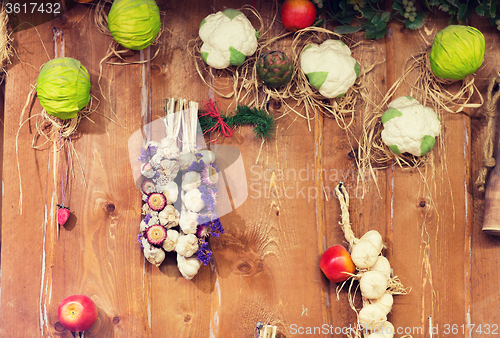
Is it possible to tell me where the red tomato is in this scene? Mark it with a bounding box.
[281,0,317,32]
[320,245,356,283]
[57,295,98,332]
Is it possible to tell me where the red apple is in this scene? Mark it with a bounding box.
[281,0,317,32]
[57,294,98,332]
[320,245,356,283]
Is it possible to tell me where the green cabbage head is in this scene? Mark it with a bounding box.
[108,0,161,50]
[36,57,91,120]
[429,25,485,80]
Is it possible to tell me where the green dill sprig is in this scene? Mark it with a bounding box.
[199,105,275,140]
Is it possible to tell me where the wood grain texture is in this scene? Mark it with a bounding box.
[1,1,499,337]
[386,15,473,337]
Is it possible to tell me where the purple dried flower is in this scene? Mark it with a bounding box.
[137,233,144,249]
[197,214,211,225]
[209,218,224,237]
[144,213,152,224]
[197,240,212,265]
[196,224,210,238]
[188,160,205,173]
[138,145,158,162]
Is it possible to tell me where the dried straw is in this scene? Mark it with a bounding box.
[0,6,12,76]
[94,0,163,103]
[188,7,377,132]
[358,48,484,174]
[17,85,100,213]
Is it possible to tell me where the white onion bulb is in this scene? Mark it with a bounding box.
[360,230,384,252]
[360,271,388,299]
[351,240,380,269]
[369,293,393,315]
[370,256,392,279]
[358,304,387,331]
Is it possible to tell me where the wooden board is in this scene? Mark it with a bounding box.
[1,1,500,337]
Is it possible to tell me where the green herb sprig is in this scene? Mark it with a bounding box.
[199,105,276,140]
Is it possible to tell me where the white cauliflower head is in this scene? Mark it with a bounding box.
[199,8,258,69]
[300,39,360,98]
[381,96,441,157]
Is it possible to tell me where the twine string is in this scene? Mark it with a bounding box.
[200,99,233,142]
[476,75,500,192]
[59,132,71,207]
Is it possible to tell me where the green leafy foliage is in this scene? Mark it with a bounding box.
[199,105,276,140]
[321,0,500,40]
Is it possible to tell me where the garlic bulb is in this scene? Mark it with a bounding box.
[366,321,395,338]
[358,303,387,331]
[360,271,388,299]
[160,159,180,180]
[351,239,381,269]
[157,181,179,204]
[158,205,180,228]
[177,253,202,280]
[360,230,384,252]
[202,164,219,185]
[182,171,201,191]
[159,137,180,160]
[163,229,180,252]
[370,256,392,279]
[198,150,216,164]
[369,293,393,315]
[142,238,165,267]
[179,152,197,170]
[141,162,155,178]
[179,208,199,234]
[146,212,159,226]
[142,203,151,215]
[139,220,148,232]
[149,153,164,170]
[175,234,200,257]
[183,188,205,213]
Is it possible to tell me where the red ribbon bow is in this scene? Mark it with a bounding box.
[200,99,233,142]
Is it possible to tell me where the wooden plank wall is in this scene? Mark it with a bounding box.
[1,0,500,337]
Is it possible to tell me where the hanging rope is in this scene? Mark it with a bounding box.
[476,75,500,192]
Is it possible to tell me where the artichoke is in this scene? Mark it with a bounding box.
[256,50,293,88]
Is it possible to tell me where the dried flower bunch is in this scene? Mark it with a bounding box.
[136,98,224,280]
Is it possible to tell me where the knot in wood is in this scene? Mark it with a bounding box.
[348,149,358,159]
[237,261,252,274]
[106,203,116,213]
[113,317,120,324]
[419,200,426,208]
[272,100,281,110]
[151,64,162,76]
